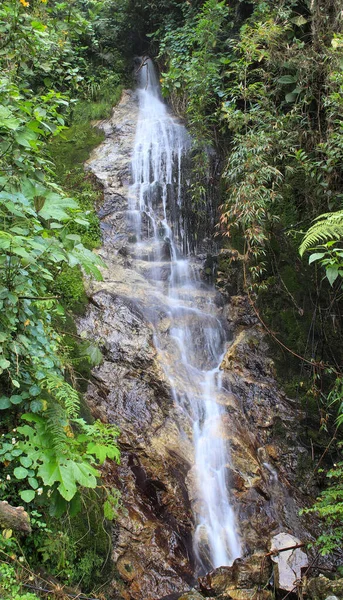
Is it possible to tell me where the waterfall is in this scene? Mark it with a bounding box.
[128,57,241,574]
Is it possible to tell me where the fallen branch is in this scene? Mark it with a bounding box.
[265,542,306,557]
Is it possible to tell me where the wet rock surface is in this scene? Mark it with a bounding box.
[198,554,272,599]
[80,91,321,599]
[305,575,343,600]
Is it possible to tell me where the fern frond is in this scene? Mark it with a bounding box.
[45,403,68,453]
[299,209,343,255]
[44,373,80,419]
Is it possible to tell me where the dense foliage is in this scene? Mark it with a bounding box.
[0,0,126,597]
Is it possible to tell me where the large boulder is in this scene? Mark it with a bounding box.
[270,533,308,592]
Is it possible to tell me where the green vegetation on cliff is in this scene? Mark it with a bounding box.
[0,0,125,597]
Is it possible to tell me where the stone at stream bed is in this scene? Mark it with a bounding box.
[198,554,272,599]
[178,592,206,600]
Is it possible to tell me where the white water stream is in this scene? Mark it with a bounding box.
[128,58,241,573]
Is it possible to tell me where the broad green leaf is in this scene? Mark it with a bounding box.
[14,129,38,148]
[20,456,33,468]
[290,15,307,26]
[0,396,11,410]
[326,266,339,286]
[2,529,12,539]
[285,92,297,103]
[278,75,297,85]
[10,395,23,405]
[20,489,35,503]
[14,466,29,480]
[309,252,326,264]
[84,344,103,366]
[38,194,78,221]
[104,499,116,520]
[28,477,39,489]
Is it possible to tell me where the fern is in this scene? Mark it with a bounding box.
[45,403,69,453]
[44,373,80,419]
[299,209,343,255]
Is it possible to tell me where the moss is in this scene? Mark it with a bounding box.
[53,265,88,314]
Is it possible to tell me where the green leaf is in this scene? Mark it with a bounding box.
[309,252,326,264]
[14,466,29,480]
[39,194,78,221]
[0,396,11,409]
[84,344,103,366]
[20,489,35,503]
[10,394,23,405]
[30,399,44,413]
[29,385,41,397]
[14,129,37,148]
[326,266,339,286]
[20,456,33,468]
[87,441,120,464]
[103,499,116,520]
[285,92,297,103]
[0,359,10,369]
[28,477,39,489]
[278,75,297,85]
[290,15,307,26]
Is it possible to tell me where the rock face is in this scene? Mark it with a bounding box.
[305,575,343,600]
[79,90,318,599]
[198,554,273,599]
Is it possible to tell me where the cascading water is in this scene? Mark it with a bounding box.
[128,57,241,574]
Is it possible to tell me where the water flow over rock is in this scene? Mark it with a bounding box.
[81,57,321,600]
[129,57,241,573]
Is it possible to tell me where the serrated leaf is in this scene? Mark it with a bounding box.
[87,441,120,464]
[103,499,116,520]
[39,194,78,222]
